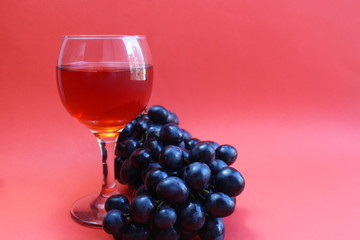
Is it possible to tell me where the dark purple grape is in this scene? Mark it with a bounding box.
[214,167,245,197]
[103,209,126,235]
[154,207,177,229]
[208,160,228,174]
[145,124,162,140]
[178,201,206,232]
[189,142,215,164]
[231,196,236,205]
[156,177,189,203]
[141,162,162,182]
[185,138,200,151]
[183,162,211,190]
[177,141,186,149]
[147,161,163,171]
[132,185,149,198]
[115,156,125,183]
[173,112,180,125]
[144,139,164,161]
[148,105,169,124]
[166,111,179,125]
[165,111,175,123]
[130,148,152,169]
[204,192,235,217]
[134,119,151,139]
[120,159,142,189]
[119,121,135,140]
[116,138,138,159]
[123,222,151,240]
[215,144,237,165]
[153,226,179,240]
[105,194,130,213]
[158,145,184,172]
[145,169,169,195]
[160,123,184,145]
[129,195,156,224]
[198,218,225,240]
[200,141,220,150]
[182,148,190,163]
[182,129,192,142]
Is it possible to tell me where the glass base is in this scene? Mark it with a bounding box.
[70,187,133,227]
[70,193,107,227]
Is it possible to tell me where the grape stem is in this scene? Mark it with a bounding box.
[156,200,165,208]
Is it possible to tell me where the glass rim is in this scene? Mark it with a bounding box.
[63,35,146,39]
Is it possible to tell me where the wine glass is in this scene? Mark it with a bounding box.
[56,35,153,227]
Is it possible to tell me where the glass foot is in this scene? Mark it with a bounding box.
[70,193,107,227]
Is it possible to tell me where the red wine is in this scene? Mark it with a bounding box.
[56,63,153,133]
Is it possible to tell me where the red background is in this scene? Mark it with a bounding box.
[1,0,360,239]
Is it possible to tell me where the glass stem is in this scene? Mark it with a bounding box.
[95,133,120,198]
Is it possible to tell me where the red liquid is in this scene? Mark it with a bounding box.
[56,63,153,134]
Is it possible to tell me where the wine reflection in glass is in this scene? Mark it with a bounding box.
[56,35,153,227]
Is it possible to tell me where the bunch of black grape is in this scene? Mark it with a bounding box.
[103,105,245,240]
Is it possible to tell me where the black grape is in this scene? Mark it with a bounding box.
[122,222,151,240]
[183,162,211,190]
[119,121,135,140]
[129,195,156,224]
[116,138,138,159]
[185,138,200,151]
[158,145,184,172]
[148,105,169,124]
[208,160,228,174]
[166,111,179,125]
[105,194,130,213]
[178,201,206,232]
[145,169,169,195]
[132,185,149,198]
[160,123,184,145]
[103,209,126,235]
[199,217,225,240]
[145,124,162,140]
[130,148,152,169]
[214,167,245,197]
[153,226,179,240]
[156,177,189,203]
[182,129,192,142]
[144,139,164,161]
[120,159,142,189]
[189,142,215,164]
[215,144,237,165]
[204,192,235,217]
[154,207,177,229]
